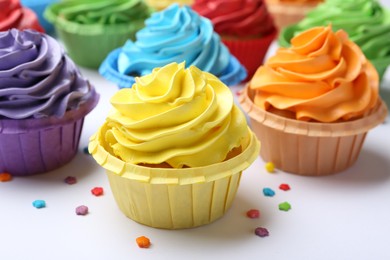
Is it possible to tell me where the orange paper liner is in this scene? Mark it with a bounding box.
[89,129,260,229]
[239,86,388,176]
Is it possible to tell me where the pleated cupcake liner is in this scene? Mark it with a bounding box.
[99,49,247,89]
[239,86,388,176]
[222,29,277,81]
[88,129,260,229]
[0,94,99,176]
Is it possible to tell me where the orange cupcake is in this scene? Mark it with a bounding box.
[239,25,388,176]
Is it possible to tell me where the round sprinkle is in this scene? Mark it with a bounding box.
[91,187,104,196]
[279,184,290,191]
[64,176,77,185]
[76,205,89,216]
[136,236,151,248]
[83,146,90,155]
[265,162,275,173]
[263,187,275,197]
[246,209,260,219]
[32,200,46,209]
[255,227,269,237]
[0,172,12,182]
[279,202,291,211]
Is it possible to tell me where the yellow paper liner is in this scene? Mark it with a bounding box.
[239,86,388,176]
[89,129,260,229]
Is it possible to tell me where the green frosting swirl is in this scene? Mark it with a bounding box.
[279,0,390,78]
[45,0,152,27]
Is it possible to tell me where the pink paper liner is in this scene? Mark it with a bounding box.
[222,29,277,81]
[0,96,98,176]
[239,86,388,176]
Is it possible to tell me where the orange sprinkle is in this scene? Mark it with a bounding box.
[0,172,12,182]
[136,236,151,248]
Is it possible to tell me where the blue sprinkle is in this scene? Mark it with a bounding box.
[263,188,275,197]
[32,200,46,209]
[83,146,90,155]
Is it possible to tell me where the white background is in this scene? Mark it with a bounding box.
[1,1,390,259]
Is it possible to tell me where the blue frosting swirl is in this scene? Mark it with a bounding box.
[99,4,246,87]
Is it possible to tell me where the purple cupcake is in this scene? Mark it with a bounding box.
[0,29,99,176]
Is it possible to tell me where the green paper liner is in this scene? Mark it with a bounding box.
[89,129,260,229]
[239,86,388,176]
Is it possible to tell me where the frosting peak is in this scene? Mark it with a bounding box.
[100,62,250,167]
[251,26,379,123]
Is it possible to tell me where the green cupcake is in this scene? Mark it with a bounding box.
[279,0,390,80]
[45,0,153,68]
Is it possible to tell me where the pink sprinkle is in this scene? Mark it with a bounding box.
[91,187,104,196]
[279,184,291,191]
[64,176,77,185]
[246,209,260,219]
[76,205,88,215]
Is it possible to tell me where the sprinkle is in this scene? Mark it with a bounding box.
[265,162,275,173]
[83,146,90,155]
[0,172,12,182]
[64,176,77,185]
[246,209,260,219]
[263,187,275,197]
[76,205,89,216]
[136,236,151,248]
[32,200,46,209]
[255,227,269,237]
[91,187,104,196]
[279,202,291,211]
[279,184,290,191]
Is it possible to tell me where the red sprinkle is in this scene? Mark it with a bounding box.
[64,176,77,185]
[246,209,260,219]
[91,187,104,196]
[279,184,291,191]
[0,172,12,182]
[136,236,151,248]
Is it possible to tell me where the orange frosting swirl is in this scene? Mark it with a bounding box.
[250,26,379,123]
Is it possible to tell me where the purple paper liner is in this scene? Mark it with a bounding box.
[99,48,247,89]
[0,94,99,176]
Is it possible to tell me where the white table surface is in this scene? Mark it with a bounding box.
[1,2,390,259]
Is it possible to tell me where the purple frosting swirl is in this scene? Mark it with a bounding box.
[0,29,97,119]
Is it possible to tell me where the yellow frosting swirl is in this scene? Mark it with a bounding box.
[250,25,379,122]
[98,62,249,168]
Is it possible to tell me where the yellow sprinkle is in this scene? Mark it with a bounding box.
[265,162,275,173]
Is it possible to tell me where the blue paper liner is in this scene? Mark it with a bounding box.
[99,48,247,89]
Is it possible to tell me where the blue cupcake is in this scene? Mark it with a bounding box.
[99,4,247,88]
[21,0,59,34]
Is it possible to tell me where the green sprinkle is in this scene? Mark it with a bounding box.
[278,202,291,211]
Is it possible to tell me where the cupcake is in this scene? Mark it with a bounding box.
[0,29,99,176]
[89,62,260,229]
[192,0,277,81]
[0,0,44,32]
[99,4,247,89]
[265,0,323,30]
[21,0,59,34]
[239,26,388,176]
[44,0,152,69]
[145,0,193,10]
[279,0,390,80]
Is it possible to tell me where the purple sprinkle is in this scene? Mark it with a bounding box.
[255,227,269,237]
[76,205,88,216]
[64,176,77,185]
